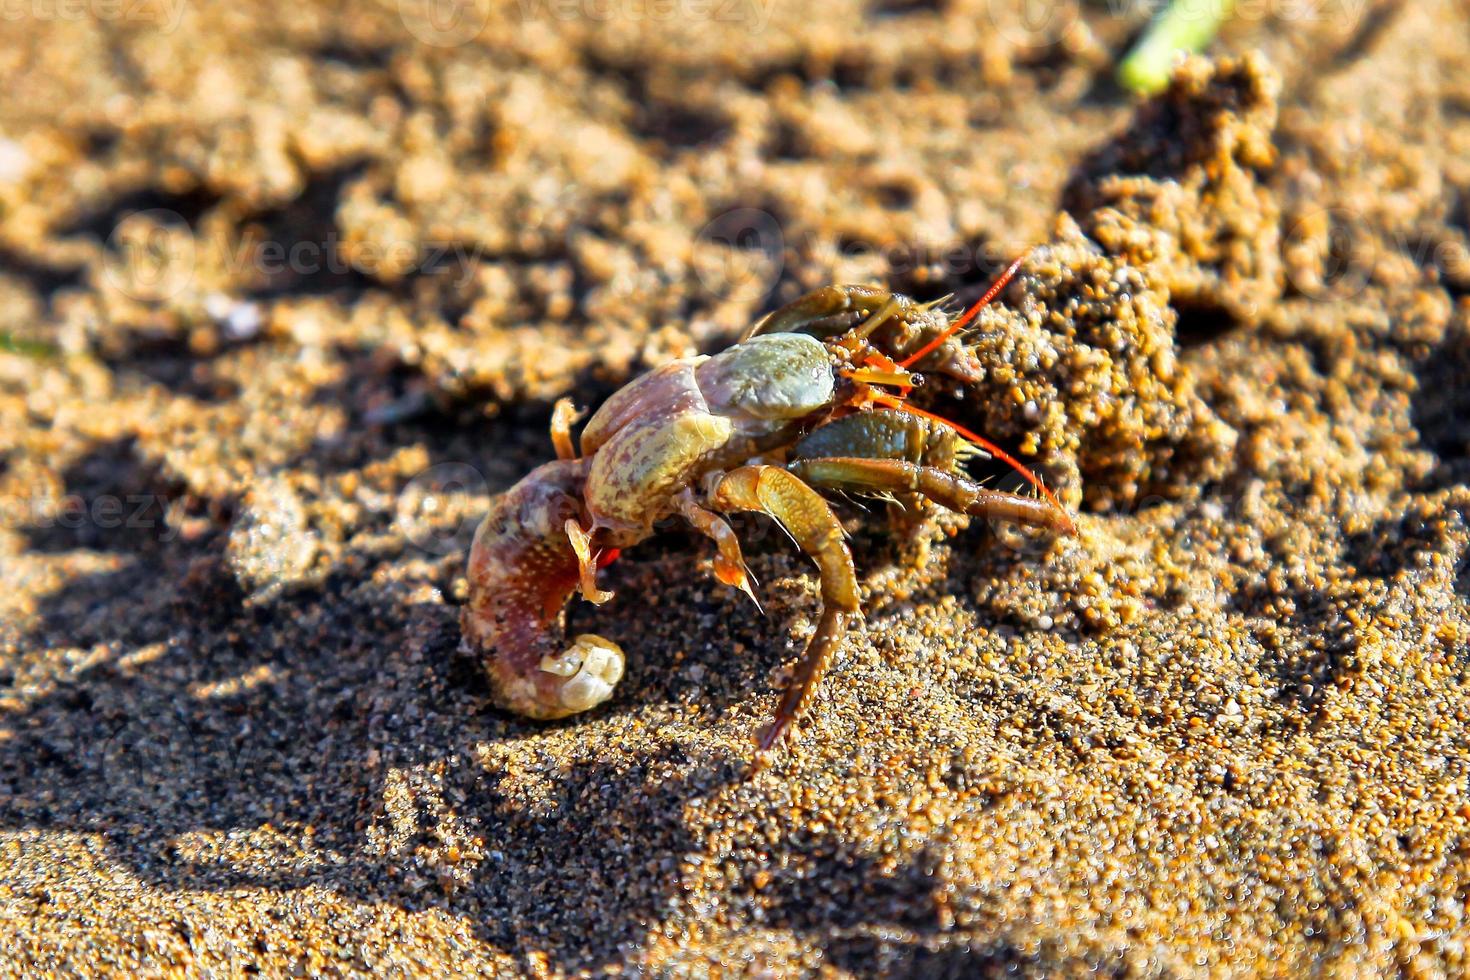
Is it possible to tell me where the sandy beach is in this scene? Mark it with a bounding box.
[2,1,1469,975]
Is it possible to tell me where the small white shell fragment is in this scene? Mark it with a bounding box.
[0,138,30,185]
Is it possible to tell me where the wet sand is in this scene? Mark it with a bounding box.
[2,1,1469,975]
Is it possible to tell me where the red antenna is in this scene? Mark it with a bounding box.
[898,249,1031,369]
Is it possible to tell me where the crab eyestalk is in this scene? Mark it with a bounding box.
[843,365,916,390]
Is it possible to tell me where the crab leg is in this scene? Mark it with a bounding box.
[675,489,760,609]
[707,465,861,765]
[742,284,895,340]
[789,457,1072,533]
[788,409,1075,534]
[550,397,580,461]
[564,518,614,604]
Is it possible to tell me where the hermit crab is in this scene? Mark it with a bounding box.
[461,256,1076,766]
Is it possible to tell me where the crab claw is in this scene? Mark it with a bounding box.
[461,460,627,720]
[538,635,626,713]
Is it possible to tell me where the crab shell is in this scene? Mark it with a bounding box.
[578,333,837,543]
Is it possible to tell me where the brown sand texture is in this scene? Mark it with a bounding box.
[2,1,1470,976]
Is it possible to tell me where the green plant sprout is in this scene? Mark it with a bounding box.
[0,331,60,359]
[1119,0,1234,94]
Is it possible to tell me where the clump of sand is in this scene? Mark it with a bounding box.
[949,57,1292,513]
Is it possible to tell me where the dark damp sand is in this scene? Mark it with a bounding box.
[2,2,1470,975]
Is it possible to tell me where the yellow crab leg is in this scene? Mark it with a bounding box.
[788,458,1074,534]
[675,489,761,611]
[707,465,861,767]
[565,518,614,604]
